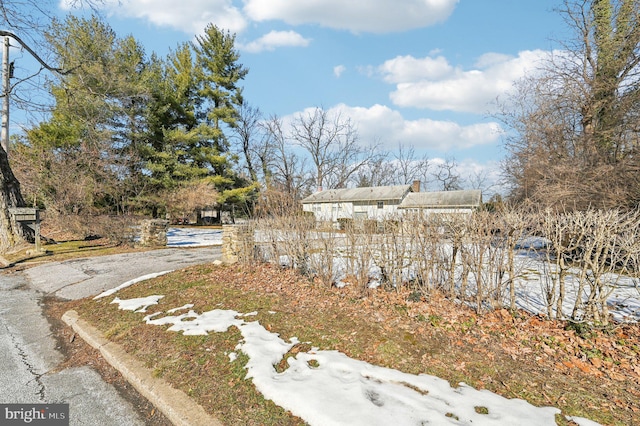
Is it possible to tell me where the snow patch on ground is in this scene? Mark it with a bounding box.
[166,227,222,247]
[111,295,164,312]
[94,271,173,299]
[110,294,598,426]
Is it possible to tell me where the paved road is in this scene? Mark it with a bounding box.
[0,246,221,425]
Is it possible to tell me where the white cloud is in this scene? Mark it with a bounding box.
[85,0,248,34]
[72,0,458,35]
[281,104,505,192]
[474,52,514,68]
[379,50,549,114]
[379,55,453,84]
[243,0,459,33]
[242,30,311,53]
[281,104,502,151]
[334,65,346,78]
[330,103,503,151]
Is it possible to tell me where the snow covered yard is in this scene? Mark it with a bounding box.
[101,289,600,426]
[166,227,222,247]
[116,225,639,425]
[510,255,640,323]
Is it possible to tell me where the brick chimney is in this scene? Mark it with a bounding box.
[412,180,421,192]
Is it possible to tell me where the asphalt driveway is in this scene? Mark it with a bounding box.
[0,246,221,425]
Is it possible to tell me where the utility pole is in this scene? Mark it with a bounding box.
[0,31,70,159]
[0,31,69,254]
[1,36,9,155]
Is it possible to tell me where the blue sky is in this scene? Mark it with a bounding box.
[46,1,569,192]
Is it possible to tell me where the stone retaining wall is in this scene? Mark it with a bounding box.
[139,219,169,247]
[222,224,254,264]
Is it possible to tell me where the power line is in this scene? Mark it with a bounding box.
[0,30,73,154]
[0,30,70,75]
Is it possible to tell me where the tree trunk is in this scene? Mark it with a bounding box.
[0,147,27,252]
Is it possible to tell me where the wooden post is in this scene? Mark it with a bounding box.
[8,208,41,251]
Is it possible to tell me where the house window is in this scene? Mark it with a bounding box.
[377,201,384,209]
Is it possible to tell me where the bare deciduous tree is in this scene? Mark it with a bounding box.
[433,157,463,191]
[291,107,378,191]
[231,102,262,183]
[352,143,430,188]
[353,156,396,187]
[261,114,312,199]
[501,0,640,209]
[392,143,430,187]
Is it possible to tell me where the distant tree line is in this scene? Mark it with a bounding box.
[3,9,478,241]
[9,15,253,236]
[2,0,637,248]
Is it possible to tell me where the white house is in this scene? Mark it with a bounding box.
[397,189,482,216]
[301,184,482,223]
[301,184,414,222]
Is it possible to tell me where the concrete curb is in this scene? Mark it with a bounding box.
[62,310,223,426]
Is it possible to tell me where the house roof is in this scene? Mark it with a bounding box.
[301,185,412,204]
[398,189,482,209]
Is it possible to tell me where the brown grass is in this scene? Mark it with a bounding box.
[47,263,640,426]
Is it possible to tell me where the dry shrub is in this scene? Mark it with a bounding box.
[164,180,219,222]
[343,225,376,290]
[253,188,301,218]
[521,162,640,211]
[535,208,640,325]
[246,204,640,324]
[41,211,138,245]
